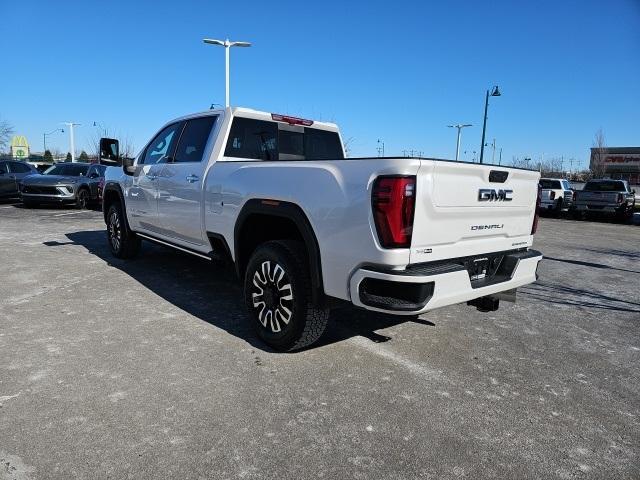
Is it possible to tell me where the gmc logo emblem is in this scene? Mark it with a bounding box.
[478,188,513,202]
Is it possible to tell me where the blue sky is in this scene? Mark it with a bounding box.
[1,0,639,168]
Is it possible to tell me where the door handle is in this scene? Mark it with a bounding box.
[186,175,199,183]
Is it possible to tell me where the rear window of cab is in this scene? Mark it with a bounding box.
[539,179,561,189]
[224,117,344,161]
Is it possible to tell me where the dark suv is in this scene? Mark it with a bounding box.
[0,161,39,200]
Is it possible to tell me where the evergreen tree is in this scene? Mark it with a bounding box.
[65,152,72,162]
[43,150,53,163]
[79,150,89,162]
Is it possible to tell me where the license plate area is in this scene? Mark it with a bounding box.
[463,253,505,285]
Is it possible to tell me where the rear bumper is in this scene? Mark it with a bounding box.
[349,249,542,315]
[575,203,622,213]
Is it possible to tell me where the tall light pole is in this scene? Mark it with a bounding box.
[377,139,385,157]
[490,138,496,164]
[479,85,501,164]
[43,128,64,154]
[447,124,472,161]
[203,38,252,108]
[62,122,81,162]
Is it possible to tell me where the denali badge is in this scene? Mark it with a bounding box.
[478,188,513,201]
[471,224,504,230]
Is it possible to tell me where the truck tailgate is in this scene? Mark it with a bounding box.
[575,191,618,206]
[410,161,539,264]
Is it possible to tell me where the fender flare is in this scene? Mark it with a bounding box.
[234,199,324,303]
[102,182,133,232]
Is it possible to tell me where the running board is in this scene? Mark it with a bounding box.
[136,233,213,261]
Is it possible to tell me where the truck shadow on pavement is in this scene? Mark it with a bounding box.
[543,255,640,274]
[55,230,434,352]
[519,281,640,314]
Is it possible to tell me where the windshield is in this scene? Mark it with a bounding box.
[43,164,90,177]
[583,180,626,192]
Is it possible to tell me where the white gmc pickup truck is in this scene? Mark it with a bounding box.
[101,107,542,351]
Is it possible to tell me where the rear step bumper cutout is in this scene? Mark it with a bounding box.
[350,249,542,315]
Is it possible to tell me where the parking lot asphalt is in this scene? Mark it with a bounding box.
[1,202,639,480]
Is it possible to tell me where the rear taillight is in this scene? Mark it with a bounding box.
[372,176,416,248]
[550,191,556,200]
[531,186,542,235]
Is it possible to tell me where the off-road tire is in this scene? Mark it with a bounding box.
[107,202,141,259]
[244,240,329,351]
[554,198,564,217]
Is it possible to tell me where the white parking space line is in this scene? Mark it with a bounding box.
[0,203,21,209]
[53,211,86,217]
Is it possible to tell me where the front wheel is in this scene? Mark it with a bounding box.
[244,240,329,351]
[75,188,89,209]
[106,203,140,259]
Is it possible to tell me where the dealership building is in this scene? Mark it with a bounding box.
[590,147,640,185]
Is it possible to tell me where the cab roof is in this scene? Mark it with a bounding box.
[172,107,340,133]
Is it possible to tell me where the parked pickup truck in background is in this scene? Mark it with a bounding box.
[100,107,543,351]
[574,179,636,220]
[539,178,574,214]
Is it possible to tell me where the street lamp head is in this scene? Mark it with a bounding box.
[491,85,501,97]
[203,38,225,46]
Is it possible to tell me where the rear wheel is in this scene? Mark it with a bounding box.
[107,202,140,259]
[244,240,329,351]
[554,198,564,217]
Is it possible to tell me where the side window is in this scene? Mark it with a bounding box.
[142,122,184,165]
[87,166,98,178]
[9,162,31,173]
[304,128,344,160]
[224,118,277,160]
[173,116,217,163]
[0,162,7,174]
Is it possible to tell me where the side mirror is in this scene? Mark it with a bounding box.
[99,138,120,166]
[89,172,99,179]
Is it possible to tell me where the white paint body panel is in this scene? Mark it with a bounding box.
[105,107,542,311]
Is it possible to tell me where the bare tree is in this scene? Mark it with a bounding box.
[591,128,607,178]
[0,118,14,152]
[88,128,135,163]
[342,136,355,158]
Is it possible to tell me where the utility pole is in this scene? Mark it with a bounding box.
[203,38,252,108]
[498,147,502,165]
[62,122,81,162]
[377,139,385,157]
[479,85,501,164]
[447,124,472,161]
[490,138,496,164]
